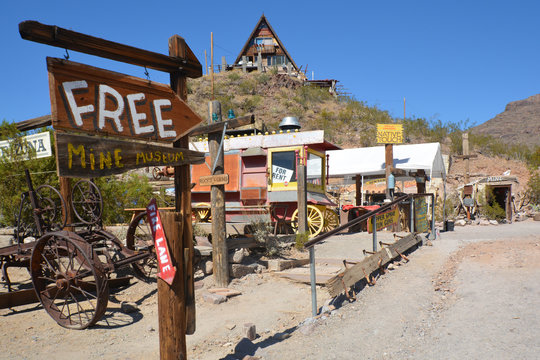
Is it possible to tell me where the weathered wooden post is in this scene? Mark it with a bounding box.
[296,147,315,316]
[221,56,227,73]
[242,56,247,73]
[257,50,262,72]
[208,100,229,287]
[385,143,393,200]
[463,133,470,184]
[167,35,193,358]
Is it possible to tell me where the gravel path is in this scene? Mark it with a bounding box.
[229,220,540,360]
[1,220,539,359]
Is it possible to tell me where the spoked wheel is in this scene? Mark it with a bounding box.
[291,205,324,238]
[30,231,109,329]
[125,212,157,282]
[152,167,162,180]
[35,185,68,232]
[15,185,67,242]
[71,180,103,225]
[323,208,340,233]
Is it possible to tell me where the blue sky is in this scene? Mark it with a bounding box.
[1,0,538,128]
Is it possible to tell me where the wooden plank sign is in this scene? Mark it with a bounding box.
[47,57,203,142]
[368,208,399,233]
[56,132,204,178]
[376,124,403,144]
[199,174,229,186]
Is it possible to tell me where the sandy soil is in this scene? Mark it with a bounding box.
[1,220,540,359]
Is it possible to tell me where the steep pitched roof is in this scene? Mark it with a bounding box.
[234,14,299,71]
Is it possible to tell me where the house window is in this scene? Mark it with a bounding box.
[255,37,273,45]
[268,55,286,66]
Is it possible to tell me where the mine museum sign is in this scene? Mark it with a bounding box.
[47,57,203,142]
[56,132,204,178]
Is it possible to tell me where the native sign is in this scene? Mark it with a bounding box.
[146,199,176,285]
[47,57,203,142]
[56,132,204,178]
[376,124,403,144]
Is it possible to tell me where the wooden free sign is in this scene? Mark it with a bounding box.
[47,57,203,142]
[56,132,204,178]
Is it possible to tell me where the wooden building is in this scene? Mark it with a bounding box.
[234,14,299,74]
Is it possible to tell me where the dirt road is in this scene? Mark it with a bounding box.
[1,220,539,359]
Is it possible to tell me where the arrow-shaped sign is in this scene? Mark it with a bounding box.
[146,198,176,285]
[55,132,204,178]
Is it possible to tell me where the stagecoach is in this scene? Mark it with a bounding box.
[189,118,341,237]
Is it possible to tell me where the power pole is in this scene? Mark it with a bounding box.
[463,133,470,184]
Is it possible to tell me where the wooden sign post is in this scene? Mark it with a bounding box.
[376,124,403,200]
[21,21,204,359]
[208,100,229,287]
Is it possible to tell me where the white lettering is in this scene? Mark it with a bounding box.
[162,264,171,272]
[154,99,177,139]
[127,93,154,135]
[98,84,125,133]
[62,81,94,126]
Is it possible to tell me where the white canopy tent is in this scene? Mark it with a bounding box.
[327,142,446,180]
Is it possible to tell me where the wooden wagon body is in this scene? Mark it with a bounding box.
[189,129,341,236]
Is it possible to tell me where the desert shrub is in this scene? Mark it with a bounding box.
[227,71,241,82]
[255,73,270,85]
[249,218,280,257]
[525,170,540,205]
[95,173,154,225]
[293,86,333,108]
[238,78,258,95]
[0,123,57,226]
[478,188,507,220]
[240,95,262,112]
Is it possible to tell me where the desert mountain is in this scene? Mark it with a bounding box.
[472,94,540,148]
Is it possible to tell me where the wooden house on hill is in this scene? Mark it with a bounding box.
[234,14,300,75]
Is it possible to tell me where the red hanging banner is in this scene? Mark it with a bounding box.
[146,198,176,285]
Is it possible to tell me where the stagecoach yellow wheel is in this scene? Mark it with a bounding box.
[323,208,340,233]
[193,203,211,222]
[291,205,324,238]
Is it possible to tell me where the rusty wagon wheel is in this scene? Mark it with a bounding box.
[71,180,103,225]
[323,208,340,233]
[30,231,109,329]
[290,205,324,238]
[152,167,163,180]
[16,185,68,242]
[125,212,157,282]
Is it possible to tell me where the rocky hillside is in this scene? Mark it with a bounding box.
[186,71,393,148]
[471,94,540,149]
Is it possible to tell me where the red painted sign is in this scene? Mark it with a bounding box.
[146,198,176,285]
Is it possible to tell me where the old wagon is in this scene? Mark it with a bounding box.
[0,170,156,329]
[189,118,341,237]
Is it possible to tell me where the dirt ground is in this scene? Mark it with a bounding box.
[1,220,540,359]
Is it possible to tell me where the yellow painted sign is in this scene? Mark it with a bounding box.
[368,208,399,233]
[376,124,403,144]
